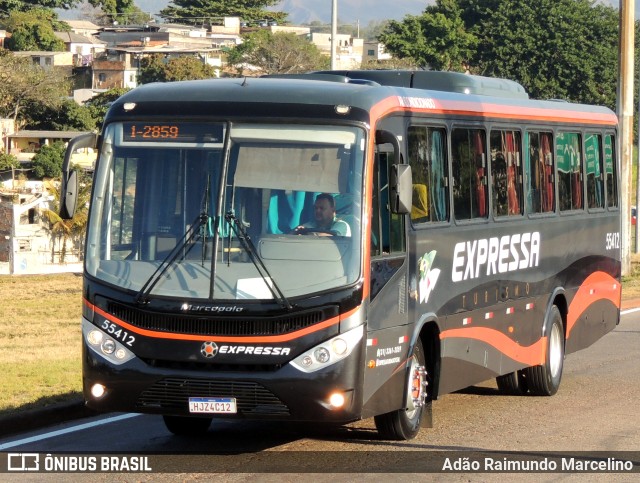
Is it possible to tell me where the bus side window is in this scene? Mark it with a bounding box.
[525,131,555,214]
[585,133,604,209]
[491,130,522,217]
[452,128,487,221]
[557,132,583,211]
[604,134,618,208]
[408,125,449,223]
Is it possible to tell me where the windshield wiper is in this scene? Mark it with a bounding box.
[224,211,293,310]
[135,212,208,304]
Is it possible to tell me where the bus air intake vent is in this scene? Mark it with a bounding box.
[136,378,290,416]
[99,298,335,337]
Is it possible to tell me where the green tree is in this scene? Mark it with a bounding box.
[42,174,91,263]
[379,1,478,71]
[470,0,619,108]
[85,87,130,129]
[379,0,620,108]
[0,152,19,171]
[2,8,66,51]
[227,30,329,75]
[138,54,217,84]
[86,0,151,26]
[0,50,71,129]
[159,0,288,25]
[30,140,66,179]
[25,99,96,131]
[0,1,80,17]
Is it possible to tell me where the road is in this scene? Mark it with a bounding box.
[1,310,639,481]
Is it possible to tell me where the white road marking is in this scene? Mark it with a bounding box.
[621,307,640,315]
[0,413,141,450]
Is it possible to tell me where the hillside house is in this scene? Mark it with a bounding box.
[0,182,82,275]
[5,130,95,167]
[54,31,106,67]
[311,32,364,70]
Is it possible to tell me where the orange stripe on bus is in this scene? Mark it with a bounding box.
[85,299,359,343]
[566,271,621,338]
[440,326,546,367]
[370,97,618,127]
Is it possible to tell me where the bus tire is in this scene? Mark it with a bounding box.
[374,338,428,440]
[496,370,527,395]
[524,305,564,396]
[163,415,212,436]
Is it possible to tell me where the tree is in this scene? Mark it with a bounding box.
[361,57,421,71]
[378,0,620,109]
[0,50,71,129]
[226,30,329,75]
[159,0,288,25]
[469,0,619,108]
[42,173,91,263]
[2,8,66,51]
[30,141,66,179]
[138,54,217,84]
[0,152,19,171]
[379,1,477,71]
[25,99,96,131]
[85,0,151,26]
[84,87,130,129]
[0,1,80,17]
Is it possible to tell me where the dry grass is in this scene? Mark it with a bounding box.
[0,274,82,414]
[622,252,640,300]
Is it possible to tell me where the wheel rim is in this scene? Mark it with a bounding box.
[405,355,427,420]
[548,322,563,378]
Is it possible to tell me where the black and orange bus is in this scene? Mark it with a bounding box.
[61,70,621,440]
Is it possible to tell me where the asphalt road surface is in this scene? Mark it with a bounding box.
[1,309,639,481]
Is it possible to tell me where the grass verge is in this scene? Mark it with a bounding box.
[0,273,82,416]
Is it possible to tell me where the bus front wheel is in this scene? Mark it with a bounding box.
[163,415,212,436]
[524,305,565,396]
[374,338,428,440]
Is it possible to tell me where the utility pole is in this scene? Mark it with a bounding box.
[331,0,337,70]
[619,0,634,274]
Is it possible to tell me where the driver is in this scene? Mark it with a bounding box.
[293,193,351,237]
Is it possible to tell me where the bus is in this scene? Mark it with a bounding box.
[61,70,621,440]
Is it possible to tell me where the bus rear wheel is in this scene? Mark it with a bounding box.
[524,305,564,396]
[496,370,528,395]
[163,415,212,436]
[374,339,428,440]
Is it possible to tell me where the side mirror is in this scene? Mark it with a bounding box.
[60,170,78,220]
[390,164,412,214]
[60,133,97,220]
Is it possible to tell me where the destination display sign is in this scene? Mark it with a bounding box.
[122,122,224,143]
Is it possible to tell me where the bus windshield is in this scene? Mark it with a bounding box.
[86,122,365,301]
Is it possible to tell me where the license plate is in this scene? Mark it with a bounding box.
[188,397,237,414]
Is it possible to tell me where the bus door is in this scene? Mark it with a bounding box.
[363,135,413,415]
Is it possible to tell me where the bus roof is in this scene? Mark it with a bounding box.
[108,75,618,127]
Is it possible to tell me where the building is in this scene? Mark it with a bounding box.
[5,130,94,167]
[64,20,102,38]
[311,32,364,70]
[0,182,82,275]
[54,31,106,67]
[363,41,392,64]
[12,50,74,70]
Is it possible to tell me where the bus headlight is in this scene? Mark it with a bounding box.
[82,318,135,365]
[290,325,363,373]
